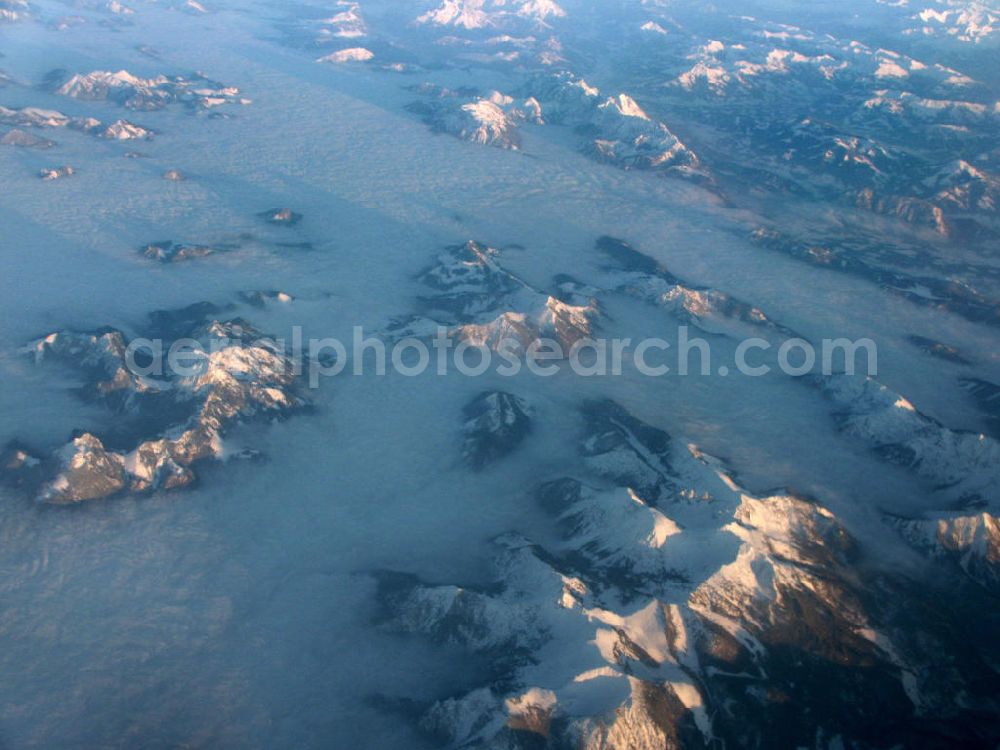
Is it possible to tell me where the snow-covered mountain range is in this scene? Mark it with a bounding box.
[0,0,998,747]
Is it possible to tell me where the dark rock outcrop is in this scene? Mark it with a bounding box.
[461,391,533,469]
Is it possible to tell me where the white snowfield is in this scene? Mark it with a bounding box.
[417,0,565,29]
[316,47,374,63]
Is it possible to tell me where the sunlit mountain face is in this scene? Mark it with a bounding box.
[1,0,998,747]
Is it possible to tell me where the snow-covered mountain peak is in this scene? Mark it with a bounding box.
[416,0,565,30]
[10,307,306,504]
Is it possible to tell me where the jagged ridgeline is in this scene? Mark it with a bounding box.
[385,240,598,355]
[1,304,307,503]
[376,399,1000,749]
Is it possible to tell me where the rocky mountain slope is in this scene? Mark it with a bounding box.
[3,307,305,503]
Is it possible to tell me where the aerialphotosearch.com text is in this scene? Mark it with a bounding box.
[124,325,879,387]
